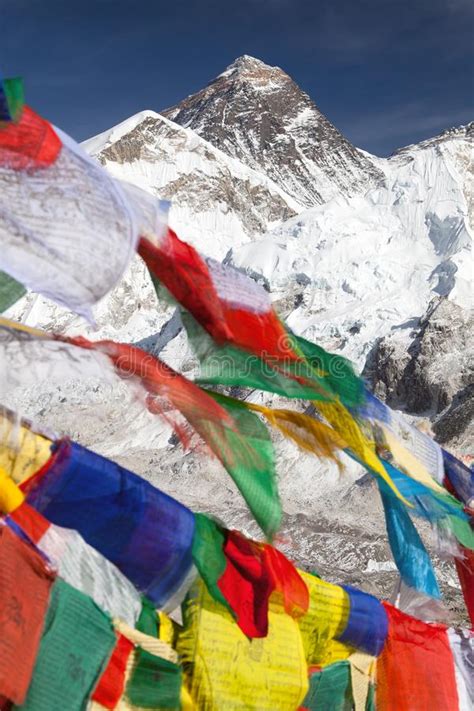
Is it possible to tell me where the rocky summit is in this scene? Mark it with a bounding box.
[163,55,383,207]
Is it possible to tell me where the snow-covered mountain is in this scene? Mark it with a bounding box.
[229,120,473,370]
[4,57,472,617]
[163,55,383,208]
[82,108,298,259]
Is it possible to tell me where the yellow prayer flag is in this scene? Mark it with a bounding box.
[177,581,308,711]
[297,571,354,666]
[317,401,411,506]
[0,414,52,483]
[0,465,24,513]
[379,425,446,495]
[245,402,345,466]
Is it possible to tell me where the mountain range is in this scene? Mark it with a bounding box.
[6,55,473,617]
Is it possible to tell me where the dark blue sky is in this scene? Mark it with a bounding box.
[2,0,473,155]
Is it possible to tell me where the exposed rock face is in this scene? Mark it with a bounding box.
[363,298,474,453]
[83,110,298,260]
[163,55,383,208]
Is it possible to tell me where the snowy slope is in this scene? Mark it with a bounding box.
[229,123,473,371]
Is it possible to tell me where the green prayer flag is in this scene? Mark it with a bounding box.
[0,271,26,313]
[293,333,364,408]
[137,596,160,637]
[3,77,24,122]
[14,578,116,711]
[126,650,182,709]
[183,311,333,401]
[192,513,230,610]
[207,390,282,538]
[301,661,353,711]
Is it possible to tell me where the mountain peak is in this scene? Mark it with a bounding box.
[162,58,383,207]
[216,55,288,90]
[220,55,276,76]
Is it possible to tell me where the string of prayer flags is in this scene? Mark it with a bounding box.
[0,319,281,537]
[141,226,451,510]
[1,439,472,711]
[65,336,281,537]
[21,438,196,610]
[0,525,55,705]
[0,110,138,319]
[14,577,117,711]
[0,77,24,123]
[9,503,143,627]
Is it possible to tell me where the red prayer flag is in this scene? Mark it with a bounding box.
[0,105,61,170]
[0,526,55,704]
[217,530,275,638]
[91,633,135,709]
[263,544,309,618]
[9,502,50,544]
[455,546,474,628]
[138,233,232,344]
[138,232,300,363]
[376,602,460,711]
